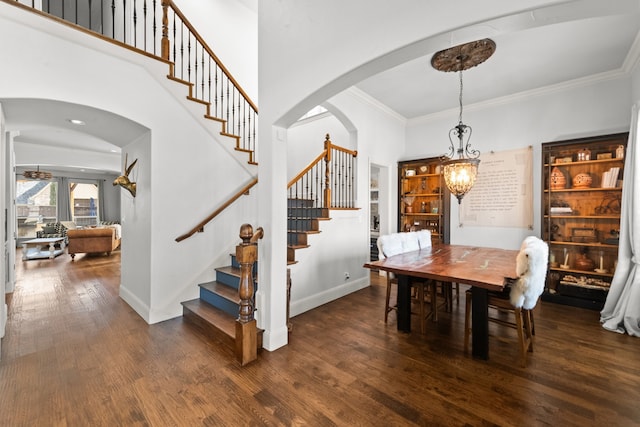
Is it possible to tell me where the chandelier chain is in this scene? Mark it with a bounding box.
[458,69,464,124]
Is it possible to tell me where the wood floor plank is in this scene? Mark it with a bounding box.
[2,249,640,425]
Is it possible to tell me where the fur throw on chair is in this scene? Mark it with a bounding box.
[510,236,549,309]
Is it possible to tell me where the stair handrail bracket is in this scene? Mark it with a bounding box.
[235,223,262,365]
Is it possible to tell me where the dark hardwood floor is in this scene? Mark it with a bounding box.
[2,250,639,426]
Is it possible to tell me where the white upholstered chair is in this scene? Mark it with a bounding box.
[464,236,549,367]
[377,230,434,333]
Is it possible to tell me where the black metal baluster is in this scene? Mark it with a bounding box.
[200,47,205,101]
[75,0,78,24]
[214,65,219,117]
[100,0,104,37]
[110,0,115,38]
[132,0,137,47]
[179,22,184,79]
[193,42,199,97]
[123,0,127,42]
[207,58,212,104]
[242,101,246,151]
[171,9,176,64]
[143,0,147,51]
[187,32,192,84]
[226,78,230,126]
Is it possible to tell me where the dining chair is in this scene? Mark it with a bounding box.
[464,236,548,367]
[377,230,434,333]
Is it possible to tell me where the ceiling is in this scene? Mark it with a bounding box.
[2,1,640,174]
[355,6,640,120]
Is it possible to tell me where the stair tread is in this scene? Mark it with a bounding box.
[182,299,236,338]
[287,230,321,234]
[199,281,239,303]
[215,265,241,277]
[288,244,310,250]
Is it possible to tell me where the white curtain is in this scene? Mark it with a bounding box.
[600,103,640,336]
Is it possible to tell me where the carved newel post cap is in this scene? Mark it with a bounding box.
[239,223,253,244]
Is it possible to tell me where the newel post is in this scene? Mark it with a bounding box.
[161,1,170,61]
[235,224,263,365]
[324,133,332,208]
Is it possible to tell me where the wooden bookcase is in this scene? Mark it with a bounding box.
[541,132,628,310]
[398,157,450,244]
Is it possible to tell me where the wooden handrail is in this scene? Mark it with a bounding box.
[287,134,358,209]
[287,151,327,189]
[165,1,258,113]
[175,177,258,242]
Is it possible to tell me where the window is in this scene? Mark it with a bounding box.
[16,179,58,238]
[70,182,100,227]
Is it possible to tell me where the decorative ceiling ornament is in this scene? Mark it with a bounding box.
[432,38,496,204]
[23,166,52,180]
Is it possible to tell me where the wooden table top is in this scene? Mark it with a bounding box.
[364,243,519,291]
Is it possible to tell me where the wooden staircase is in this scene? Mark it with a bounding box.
[182,225,263,365]
[287,198,330,265]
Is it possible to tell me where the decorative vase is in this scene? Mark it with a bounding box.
[574,253,595,271]
[572,173,592,189]
[550,167,566,190]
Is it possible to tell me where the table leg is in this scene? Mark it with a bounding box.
[22,243,28,261]
[48,242,56,259]
[471,286,489,359]
[397,275,411,333]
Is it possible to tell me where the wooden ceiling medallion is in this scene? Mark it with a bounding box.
[431,39,496,72]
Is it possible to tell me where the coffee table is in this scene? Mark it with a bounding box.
[22,237,65,261]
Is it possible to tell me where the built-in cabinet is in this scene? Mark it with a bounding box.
[370,166,380,263]
[541,133,628,310]
[397,157,450,244]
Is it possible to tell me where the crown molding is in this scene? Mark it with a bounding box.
[345,87,407,124]
[407,68,630,126]
[622,29,640,74]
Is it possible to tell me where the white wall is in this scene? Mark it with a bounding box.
[287,114,350,181]
[633,61,640,104]
[0,103,6,355]
[406,76,632,250]
[174,0,257,103]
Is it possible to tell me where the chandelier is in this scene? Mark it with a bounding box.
[431,39,496,204]
[23,166,52,180]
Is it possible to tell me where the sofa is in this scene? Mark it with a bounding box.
[67,226,121,259]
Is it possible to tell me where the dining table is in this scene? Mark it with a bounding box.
[363,243,519,360]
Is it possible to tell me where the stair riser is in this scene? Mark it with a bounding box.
[182,307,235,349]
[216,270,240,289]
[200,287,239,317]
[287,198,315,208]
[287,233,308,246]
[287,207,328,218]
[288,219,319,232]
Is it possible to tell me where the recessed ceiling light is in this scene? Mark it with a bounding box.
[110,149,118,153]
[68,119,85,125]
